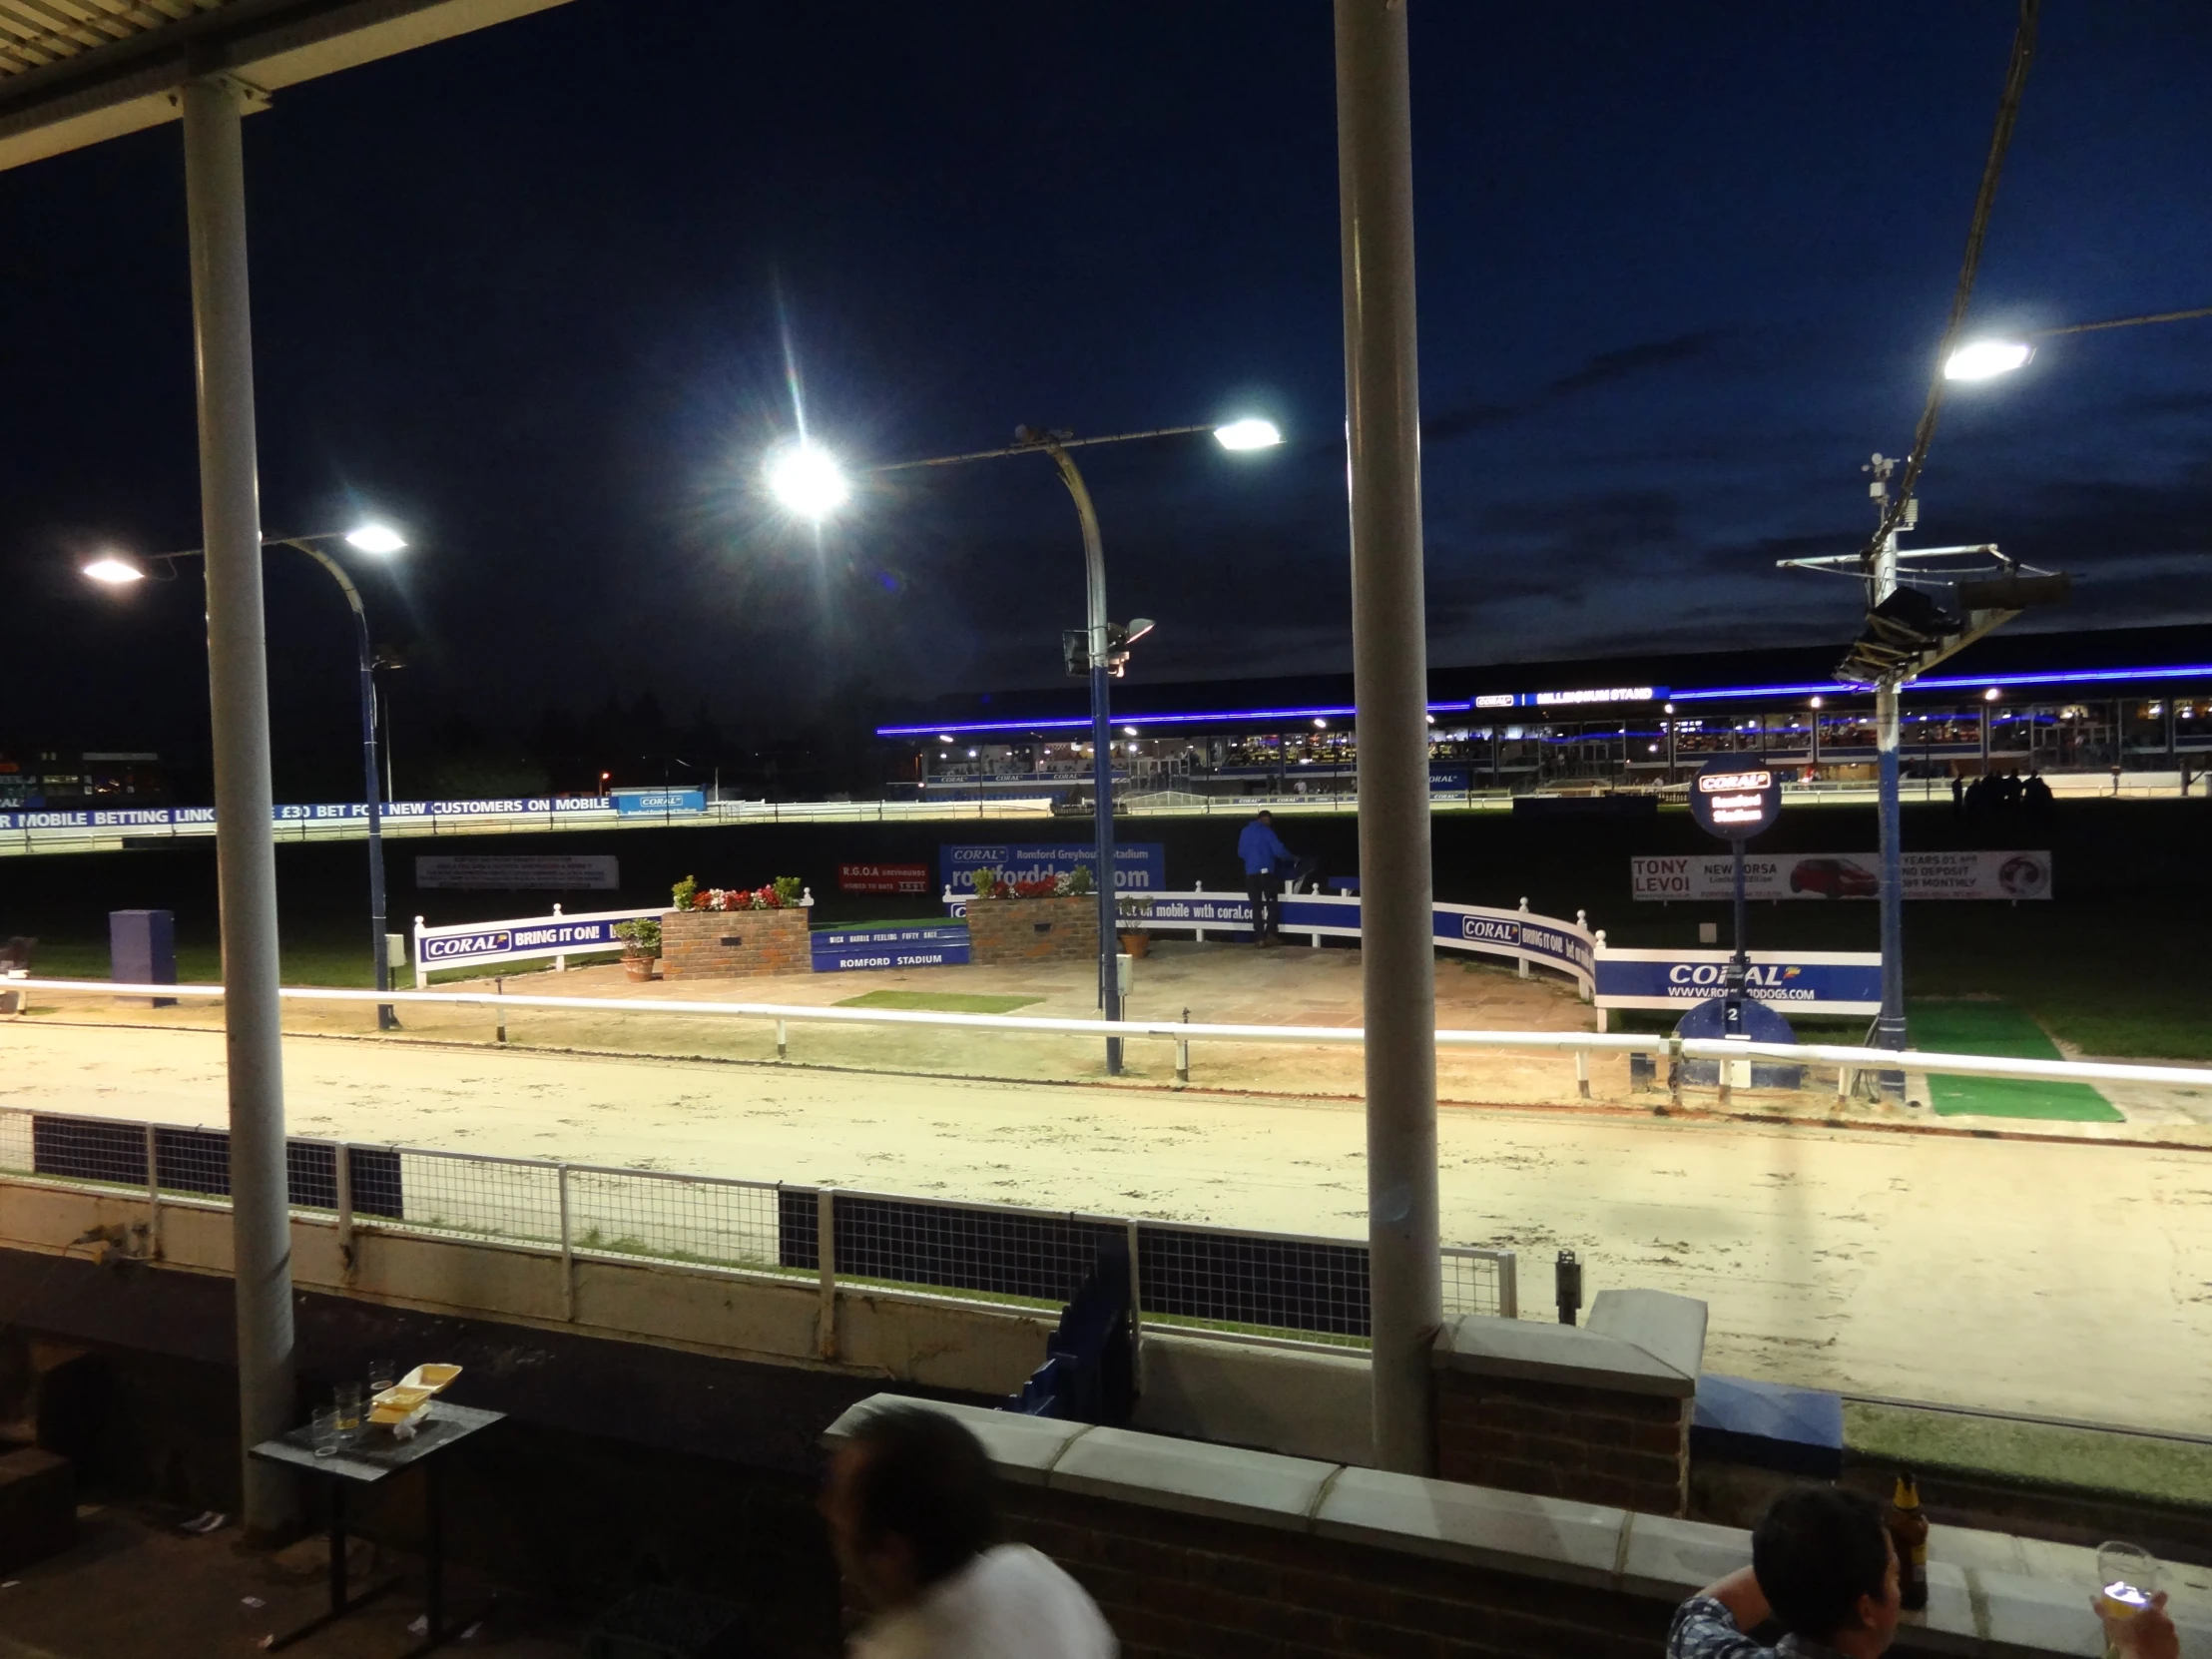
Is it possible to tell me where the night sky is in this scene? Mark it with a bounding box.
[3,2,2208,776]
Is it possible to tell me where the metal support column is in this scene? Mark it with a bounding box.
[1874,679,1908,1096]
[183,74,294,1534]
[1336,0,1440,1476]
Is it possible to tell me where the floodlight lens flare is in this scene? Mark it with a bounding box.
[1942,340,2033,381]
[83,556,145,584]
[766,440,849,518]
[1213,417,1282,451]
[344,524,407,554]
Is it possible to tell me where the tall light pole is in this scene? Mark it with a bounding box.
[767,417,1281,1077]
[1782,300,2204,1087]
[1338,0,1440,1476]
[85,522,409,1029]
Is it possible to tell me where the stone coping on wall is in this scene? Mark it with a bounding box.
[823,1394,2212,1658]
[1433,1287,1707,1398]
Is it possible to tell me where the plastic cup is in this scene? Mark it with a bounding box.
[2095,1541,2159,1659]
[366,1360,396,1396]
[310,1407,342,1457]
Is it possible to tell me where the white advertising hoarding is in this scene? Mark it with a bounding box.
[415,854,619,890]
[1630,850,2051,902]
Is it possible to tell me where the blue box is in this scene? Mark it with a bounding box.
[109,909,177,1007]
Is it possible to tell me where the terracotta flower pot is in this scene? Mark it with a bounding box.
[1118,930,1151,958]
[623,954,658,982]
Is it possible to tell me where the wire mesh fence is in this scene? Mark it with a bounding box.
[0,1107,1523,1348]
[566,1166,783,1271]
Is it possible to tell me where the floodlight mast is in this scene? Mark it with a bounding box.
[1778,459,2067,1093]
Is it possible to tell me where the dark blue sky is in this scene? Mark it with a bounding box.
[3,1,2208,754]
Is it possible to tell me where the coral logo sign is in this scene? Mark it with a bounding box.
[1689,757,1781,839]
[1594,947,1882,1013]
[420,928,510,962]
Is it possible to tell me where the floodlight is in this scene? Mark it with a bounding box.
[344,524,407,554]
[766,439,849,519]
[83,555,147,585]
[1942,340,2033,381]
[1213,418,1282,451]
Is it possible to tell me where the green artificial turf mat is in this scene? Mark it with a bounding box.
[1846,1400,2212,1509]
[1910,999,2123,1122]
[835,989,1042,1015]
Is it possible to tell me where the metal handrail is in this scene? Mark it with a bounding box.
[12,976,2211,1090]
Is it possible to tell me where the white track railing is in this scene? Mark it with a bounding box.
[10,977,2210,1096]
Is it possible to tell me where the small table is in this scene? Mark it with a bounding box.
[249,1400,505,1655]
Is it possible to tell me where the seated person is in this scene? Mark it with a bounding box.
[1670,1485,2181,1659]
[1668,1485,1899,1657]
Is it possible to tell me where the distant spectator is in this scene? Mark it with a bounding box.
[1667,1485,1899,1658]
[1950,775,1964,816]
[2023,771,2054,815]
[822,1405,1116,1659]
[1237,810,1294,946]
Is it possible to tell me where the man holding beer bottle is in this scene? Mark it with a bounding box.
[1669,1485,2183,1659]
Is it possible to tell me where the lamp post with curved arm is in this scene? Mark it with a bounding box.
[769,418,1280,1076]
[84,523,406,1028]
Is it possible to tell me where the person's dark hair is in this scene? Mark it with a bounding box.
[844,1406,999,1587]
[1752,1486,1890,1639]
[1256,810,1272,821]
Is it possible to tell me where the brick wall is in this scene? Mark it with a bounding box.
[964,895,1099,966]
[1436,1370,1691,1517]
[659,907,811,978]
[999,1483,1664,1659]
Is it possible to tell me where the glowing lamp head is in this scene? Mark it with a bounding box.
[82,555,147,585]
[1943,339,2033,381]
[1213,417,1282,451]
[766,439,849,519]
[344,524,406,555]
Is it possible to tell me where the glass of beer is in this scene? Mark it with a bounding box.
[2095,1541,2158,1657]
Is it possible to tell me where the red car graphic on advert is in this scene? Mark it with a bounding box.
[1789,856,1880,898]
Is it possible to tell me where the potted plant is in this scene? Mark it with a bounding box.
[614,917,661,981]
[1117,893,1152,958]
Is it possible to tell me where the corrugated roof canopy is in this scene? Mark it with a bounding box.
[1,2,228,77]
[0,0,569,171]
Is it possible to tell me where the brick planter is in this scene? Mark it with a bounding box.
[659,906,811,978]
[1430,1288,1704,1518]
[964,894,1099,967]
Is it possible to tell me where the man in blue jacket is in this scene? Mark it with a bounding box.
[1237,811,1294,946]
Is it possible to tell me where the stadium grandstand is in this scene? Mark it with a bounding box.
[875,623,2212,804]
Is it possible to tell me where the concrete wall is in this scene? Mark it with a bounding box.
[827,1395,2205,1659]
[0,1175,1373,1465]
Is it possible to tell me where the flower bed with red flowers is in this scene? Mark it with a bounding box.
[670,874,808,912]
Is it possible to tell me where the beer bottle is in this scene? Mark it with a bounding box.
[1889,1471,1930,1611]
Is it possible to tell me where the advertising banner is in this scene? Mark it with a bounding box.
[1052,888,1598,990]
[1593,947,1882,1014]
[611,789,706,817]
[411,905,660,982]
[838,862,930,895]
[811,922,971,972]
[1629,850,2051,901]
[415,854,618,890]
[0,798,616,832]
[939,841,1165,895]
